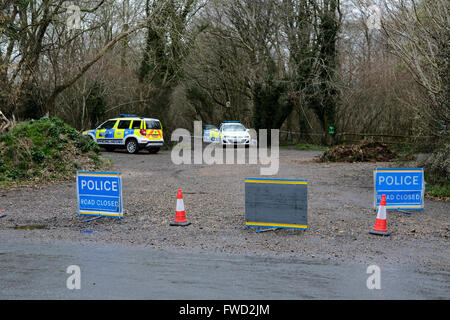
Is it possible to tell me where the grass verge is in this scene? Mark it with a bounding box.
[425,183,450,200]
[422,142,450,200]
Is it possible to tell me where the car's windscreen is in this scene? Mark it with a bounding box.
[222,124,246,132]
[98,120,117,129]
[205,125,218,130]
[146,120,161,129]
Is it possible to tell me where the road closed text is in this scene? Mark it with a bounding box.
[383,193,421,201]
[79,198,119,208]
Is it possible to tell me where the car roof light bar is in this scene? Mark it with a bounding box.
[119,114,138,117]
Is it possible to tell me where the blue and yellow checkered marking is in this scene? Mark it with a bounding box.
[77,171,122,176]
[79,211,122,218]
[245,178,308,185]
[373,168,423,173]
[245,222,308,230]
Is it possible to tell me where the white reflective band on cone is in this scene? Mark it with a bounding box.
[377,205,386,220]
[176,199,185,212]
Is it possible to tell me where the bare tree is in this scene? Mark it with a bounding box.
[0,0,166,119]
[382,0,449,135]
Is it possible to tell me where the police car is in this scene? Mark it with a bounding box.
[82,115,164,154]
[219,121,251,147]
[203,124,220,142]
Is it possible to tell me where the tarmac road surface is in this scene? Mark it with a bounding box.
[1,236,449,300]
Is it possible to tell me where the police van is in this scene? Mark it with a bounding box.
[82,115,164,154]
[203,124,220,142]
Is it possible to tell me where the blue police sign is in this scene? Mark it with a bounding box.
[373,168,424,210]
[77,171,123,218]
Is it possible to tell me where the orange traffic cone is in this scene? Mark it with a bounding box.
[370,194,390,236]
[170,189,191,226]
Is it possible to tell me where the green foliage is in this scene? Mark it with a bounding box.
[31,147,45,164]
[88,153,102,168]
[423,143,450,182]
[426,184,450,198]
[73,161,80,169]
[0,117,106,186]
[17,88,44,119]
[138,1,202,130]
[253,79,293,130]
[186,87,215,123]
[138,0,197,86]
[87,83,106,127]
[76,135,100,153]
[423,143,450,197]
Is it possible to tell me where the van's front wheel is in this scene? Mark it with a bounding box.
[126,139,139,154]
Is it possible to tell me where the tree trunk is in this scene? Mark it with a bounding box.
[0,110,12,134]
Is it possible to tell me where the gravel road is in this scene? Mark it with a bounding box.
[1,147,449,271]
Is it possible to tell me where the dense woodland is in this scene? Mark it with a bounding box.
[0,0,448,149]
